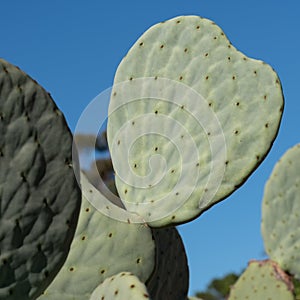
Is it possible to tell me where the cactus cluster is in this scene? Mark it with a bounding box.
[227,144,300,299]
[2,14,298,300]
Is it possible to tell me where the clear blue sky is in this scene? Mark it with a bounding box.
[2,1,299,296]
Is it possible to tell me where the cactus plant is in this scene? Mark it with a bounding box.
[0,59,81,300]
[38,173,155,299]
[39,174,190,300]
[221,143,300,299]
[228,260,294,299]
[0,13,289,300]
[107,15,284,227]
[262,144,300,278]
[89,272,151,300]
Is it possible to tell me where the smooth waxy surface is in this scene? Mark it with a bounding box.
[107,15,284,226]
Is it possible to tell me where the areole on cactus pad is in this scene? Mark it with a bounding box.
[107,15,284,227]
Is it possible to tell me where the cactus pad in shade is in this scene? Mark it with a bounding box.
[38,173,155,299]
[228,260,294,300]
[89,272,151,300]
[0,59,81,299]
[147,227,189,300]
[107,15,284,226]
[262,144,300,278]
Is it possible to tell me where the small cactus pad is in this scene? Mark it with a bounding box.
[38,173,155,299]
[228,260,294,299]
[89,272,151,300]
[262,144,300,278]
[107,15,284,226]
[0,59,81,299]
[147,227,189,299]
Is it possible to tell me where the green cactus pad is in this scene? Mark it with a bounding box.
[228,260,294,299]
[262,144,300,278]
[89,272,151,300]
[38,173,155,299]
[147,227,189,299]
[107,15,284,226]
[0,59,81,299]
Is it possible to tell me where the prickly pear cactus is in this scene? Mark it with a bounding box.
[147,227,189,300]
[262,144,300,278]
[0,59,81,300]
[107,15,284,227]
[228,260,294,299]
[89,272,151,300]
[38,173,155,299]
